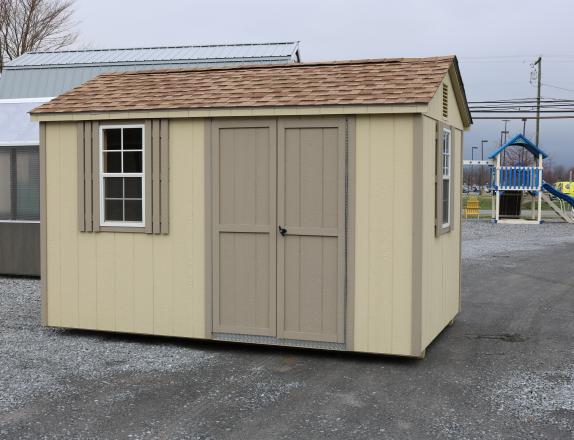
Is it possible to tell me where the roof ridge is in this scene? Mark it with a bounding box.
[98,56,456,78]
[24,41,299,55]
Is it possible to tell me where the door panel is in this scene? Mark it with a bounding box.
[212,120,276,336]
[277,118,346,343]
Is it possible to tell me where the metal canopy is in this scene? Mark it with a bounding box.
[7,42,300,68]
[0,42,301,99]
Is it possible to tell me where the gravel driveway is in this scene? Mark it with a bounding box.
[1,219,573,439]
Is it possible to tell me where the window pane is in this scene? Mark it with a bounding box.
[103,152,121,173]
[124,200,142,222]
[105,177,123,198]
[15,148,40,220]
[124,177,142,198]
[0,150,11,220]
[123,151,142,173]
[442,179,450,224]
[103,129,121,150]
[105,199,123,221]
[123,128,142,150]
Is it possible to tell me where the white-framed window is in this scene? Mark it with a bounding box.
[441,128,451,228]
[99,125,145,227]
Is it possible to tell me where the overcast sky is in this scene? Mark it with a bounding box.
[73,0,574,165]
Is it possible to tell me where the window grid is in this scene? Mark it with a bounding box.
[100,125,145,227]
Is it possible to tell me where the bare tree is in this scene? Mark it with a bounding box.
[0,0,77,71]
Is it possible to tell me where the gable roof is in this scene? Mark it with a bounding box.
[32,56,470,119]
[488,133,548,159]
[0,42,300,99]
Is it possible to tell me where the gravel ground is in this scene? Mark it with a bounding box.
[462,219,574,260]
[0,221,573,439]
[0,277,214,414]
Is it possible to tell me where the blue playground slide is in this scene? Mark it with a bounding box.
[542,182,574,207]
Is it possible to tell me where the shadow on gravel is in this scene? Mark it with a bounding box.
[54,327,422,366]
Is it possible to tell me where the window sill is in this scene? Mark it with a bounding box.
[98,225,146,233]
[0,219,40,224]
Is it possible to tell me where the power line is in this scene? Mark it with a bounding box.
[469,98,574,103]
[542,82,574,93]
[473,115,574,120]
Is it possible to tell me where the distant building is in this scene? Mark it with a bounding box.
[0,42,301,276]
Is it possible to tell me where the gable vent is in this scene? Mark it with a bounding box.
[442,83,448,118]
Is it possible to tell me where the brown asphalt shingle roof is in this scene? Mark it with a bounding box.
[32,56,457,114]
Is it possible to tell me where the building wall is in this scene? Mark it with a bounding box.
[44,120,207,338]
[43,91,466,354]
[353,114,415,356]
[420,71,465,348]
[0,222,40,276]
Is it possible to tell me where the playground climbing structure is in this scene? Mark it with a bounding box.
[488,134,545,224]
[464,133,574,224]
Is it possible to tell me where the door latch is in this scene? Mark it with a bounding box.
[278,226,287,236]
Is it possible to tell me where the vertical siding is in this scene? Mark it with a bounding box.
[45,119,206,338]
[420,116,462,347]
[353,114,414,356]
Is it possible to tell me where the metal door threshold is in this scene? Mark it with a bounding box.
[213,333,346,351]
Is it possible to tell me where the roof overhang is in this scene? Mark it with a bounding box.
[447,57,472,128]
[31,103,430,122]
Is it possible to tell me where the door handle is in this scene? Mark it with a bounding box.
[278,226,287,236]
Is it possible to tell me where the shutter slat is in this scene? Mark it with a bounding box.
[84,122,93,232]
[160,119,169,234]
[152,119,161,234]
[77,122,85,231]
[144,120,153,233]
[91,122,100,232]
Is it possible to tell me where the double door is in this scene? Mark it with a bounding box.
[212,118,346,343]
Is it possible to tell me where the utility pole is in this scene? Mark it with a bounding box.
[534,56,542,146]
[472,147,478,188]
[502,119,510,143]
[521,118,527,135]
[501,120,510,164]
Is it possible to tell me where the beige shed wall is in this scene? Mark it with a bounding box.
[353,114,415,356]
[427,71,465,131]
[420,115,462,348]
[44,119,207,338]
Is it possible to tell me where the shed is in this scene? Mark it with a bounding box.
[0,42,300,276]
[31,56,472,357]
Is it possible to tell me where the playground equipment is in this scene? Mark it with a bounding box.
[488,134,545,224]
[540,183,574,223]
[463,133,574,224]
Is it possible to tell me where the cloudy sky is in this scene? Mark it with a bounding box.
[73,0,574,165]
